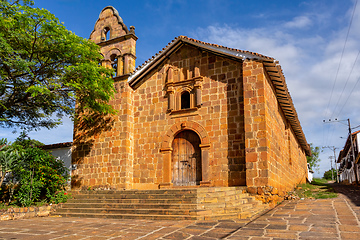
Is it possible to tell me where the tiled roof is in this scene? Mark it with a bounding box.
[128,36,273,83]
[128,36,310,155]
[41,142,73,150]
[337,130,360,162]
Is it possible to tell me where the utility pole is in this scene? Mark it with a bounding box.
[323,146,339,183]
[329,156,334,180]
[323,118,359,184]
[334,150,339,183]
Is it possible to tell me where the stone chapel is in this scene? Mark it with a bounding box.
[71,6,311,197]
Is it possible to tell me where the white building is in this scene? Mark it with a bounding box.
[337,130,360,184]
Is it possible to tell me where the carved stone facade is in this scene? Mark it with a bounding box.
[72,6,310,197]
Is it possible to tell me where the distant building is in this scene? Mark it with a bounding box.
[42,142,73,177]
[71,6,311,199]
[337,130,360,184]
[307,163,314,183]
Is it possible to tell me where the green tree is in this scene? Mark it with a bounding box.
[13,131,44,148]
[323,168,336,180]
[307,143,321,173]
[0,143,20,187]
[11,136,69,206]
[1,135,69,206]
[14,146,68,206]
[0,0,115,131]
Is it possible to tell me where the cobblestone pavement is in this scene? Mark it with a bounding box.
[1,184,359,240]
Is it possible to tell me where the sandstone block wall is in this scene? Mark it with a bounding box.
[243,59,307,197]
[71,6,137,190]
[72,45,248,190]
[131,45,246,189]
[72,80,134,189]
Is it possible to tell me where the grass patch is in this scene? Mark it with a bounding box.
[312,178,329,184]
[294,178,338,199]
[0,202,16,211]
[0,200,49,211]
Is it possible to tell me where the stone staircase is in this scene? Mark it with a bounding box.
[54,187,269,220]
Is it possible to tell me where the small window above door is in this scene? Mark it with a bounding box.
[181,91,191,110]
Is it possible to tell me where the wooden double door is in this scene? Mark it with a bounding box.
[171,130,202,186]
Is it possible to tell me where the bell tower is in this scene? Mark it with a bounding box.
[90,6,137,78]
[70,6,137,189]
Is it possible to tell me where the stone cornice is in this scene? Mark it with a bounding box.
[98,33,138,47]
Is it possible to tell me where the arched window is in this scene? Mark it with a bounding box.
[181,91,190,109]
[110,54,118,77]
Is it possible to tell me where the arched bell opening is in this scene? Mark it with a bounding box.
[101,27,111,41]
[110,54,118,77]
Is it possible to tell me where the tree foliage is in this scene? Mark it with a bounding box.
[0,135,69,206]
[323,168,336,180]
[307,143,321,173]
[0,143,20,187]
[0,0,115,131]
[14,146,68,206]
[12,131,44,148]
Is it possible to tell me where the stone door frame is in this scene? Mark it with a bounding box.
[159,121,211,188]
[172,130,201,186]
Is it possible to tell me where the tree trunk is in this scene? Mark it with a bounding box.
[0,173,5,187]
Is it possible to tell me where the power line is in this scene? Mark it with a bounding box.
[338,74,360,117]
[332,50,360,118]
[323,0,358,146]
[325,0,357,118]
[322,119,350,148]
[351,124,360,130]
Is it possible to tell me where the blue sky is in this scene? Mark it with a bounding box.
[2,0,360,178]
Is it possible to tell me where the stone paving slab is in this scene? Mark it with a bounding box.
[1,183,359,239]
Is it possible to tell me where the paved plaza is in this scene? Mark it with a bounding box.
[0,183,359,240]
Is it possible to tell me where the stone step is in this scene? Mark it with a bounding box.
[71,193,198,200]
[56,207,203,216]
[69,194,251,204]
[196,189,247,198]
[55,187,269,220]
[65,198,255,210]
[61,202,198,210]
[57,203,257,216]
[70,187,245,195]
[55,211,250,221]
[195,186,247,193]
[198,194,252,204]
[70,191,247,200]
[56,212,199,220]
[72,189,197,195]
[67,196,254,208]
[67,198,197,204]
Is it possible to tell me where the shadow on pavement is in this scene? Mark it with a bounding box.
[331,183,360,206]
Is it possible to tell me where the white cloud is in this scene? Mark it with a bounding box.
[192,4,360,177]
[284,16,312,29]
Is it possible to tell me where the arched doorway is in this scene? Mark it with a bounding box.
[172,130,202,186]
